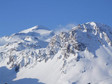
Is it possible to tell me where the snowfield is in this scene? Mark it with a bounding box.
[0,22,112,84]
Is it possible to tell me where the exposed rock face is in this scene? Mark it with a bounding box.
[0,22,112,69]
[0,22,112,84]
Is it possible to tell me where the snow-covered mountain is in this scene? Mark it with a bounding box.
[0,25,54,69]
[0,22,112,84]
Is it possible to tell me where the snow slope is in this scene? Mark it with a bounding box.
[0,25,54,68]
[14,46,112,84]
[0,22,112,84]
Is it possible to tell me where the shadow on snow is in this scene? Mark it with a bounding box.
[0,66,44,84]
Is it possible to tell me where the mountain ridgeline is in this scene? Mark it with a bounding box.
[0,22,112,84]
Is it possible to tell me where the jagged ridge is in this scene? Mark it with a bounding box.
[0,22,112,84]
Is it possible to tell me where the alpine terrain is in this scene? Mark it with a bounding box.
[0,22,112,84]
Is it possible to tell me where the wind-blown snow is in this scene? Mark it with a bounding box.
[0,22,112,84]
[20,25,53,35]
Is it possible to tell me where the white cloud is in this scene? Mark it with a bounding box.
[54,24,76,34]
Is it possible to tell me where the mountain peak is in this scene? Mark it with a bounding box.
[0,22,112,84]
[84,22,111,28]
[85,21,97,26]
[20,25,49,34]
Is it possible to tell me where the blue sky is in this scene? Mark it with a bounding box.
[0,0,112,37]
